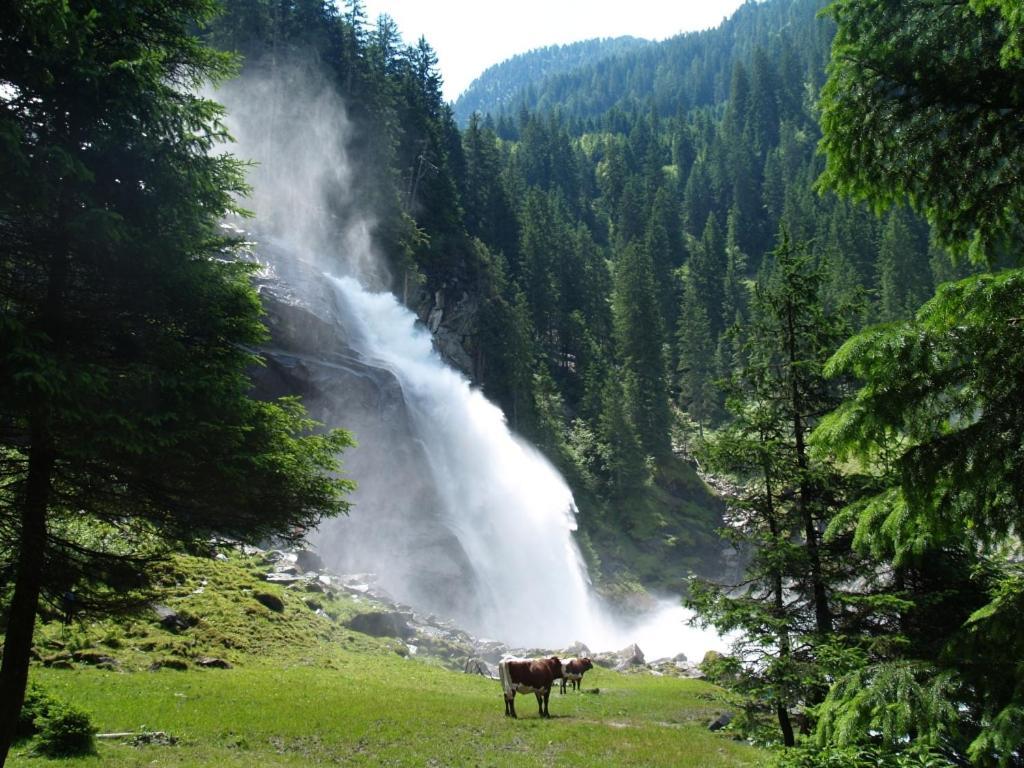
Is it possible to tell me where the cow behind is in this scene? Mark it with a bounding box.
[560,657,594,694]
[498,656,562,718]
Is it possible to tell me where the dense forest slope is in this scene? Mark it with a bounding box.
[452,36,651,125]
[4,0,1022,764]
[455,0,833,124]
[199,0,983,600]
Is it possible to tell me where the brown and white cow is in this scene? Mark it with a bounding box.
[498,656,563,718]
[559,657,593,694]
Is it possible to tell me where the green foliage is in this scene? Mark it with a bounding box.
[814,269,1024,548]
[818,0,1024,261]
[815,662,958,751]
[0,0,356,756]
[14,685,95,757]
[15,686,50,741]
[33,702,96,758]
[773,743,953,768]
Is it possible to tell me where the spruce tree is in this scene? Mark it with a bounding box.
[611,242,671,459]
[0,2,353,760]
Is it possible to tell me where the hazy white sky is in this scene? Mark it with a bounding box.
[359,0,749,101]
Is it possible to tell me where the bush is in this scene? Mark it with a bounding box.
[34,702,96,757]
[16,684,52,739]
[772,744,953,768]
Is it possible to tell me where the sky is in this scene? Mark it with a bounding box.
[358,0,749,101]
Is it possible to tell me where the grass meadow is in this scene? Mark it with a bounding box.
[8,553,766,767]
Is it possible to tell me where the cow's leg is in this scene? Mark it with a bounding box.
[560,678,566,695]
[543,687,552,717]
[506,692,517,718]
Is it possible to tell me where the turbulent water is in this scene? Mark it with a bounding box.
[325,275,597,646]
[216,64,726,656]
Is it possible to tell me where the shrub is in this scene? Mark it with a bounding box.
[772,744,952,768]
[34,702,96,757]
[16,684,52,739]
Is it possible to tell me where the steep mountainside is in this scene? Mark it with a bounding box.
[452,36,651,125]
[457,0,832,124]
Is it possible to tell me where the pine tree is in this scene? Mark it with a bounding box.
[611,242,672,459]
[677,275,719,430]
[875,207,931,322]
[812,1,1024,760]
[690,233,853,747]
[0,3,353,759]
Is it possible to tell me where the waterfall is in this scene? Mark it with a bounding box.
[325,275,598,646]
[215,64,725,657]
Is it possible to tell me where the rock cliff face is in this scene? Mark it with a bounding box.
[412,284,480,378]
[247,247,477,621]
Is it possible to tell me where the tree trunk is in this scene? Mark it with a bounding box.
[786,302,831,635]
[0,206,67,766]
[776,701,796,747]
[0,416,53,767]
[763,452,795,748]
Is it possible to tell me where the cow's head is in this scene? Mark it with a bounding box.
[579,657,593,672]
[548,656,563,677]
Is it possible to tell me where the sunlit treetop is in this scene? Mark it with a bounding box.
[817,0,1024,263]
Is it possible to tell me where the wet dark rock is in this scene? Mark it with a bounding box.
[250,254,481,627]
[195,656,233,669]
[708,712,733,731]
[153,604,193,632]
[295,549,324,572]
[149,658,188,671]
[345,610,415,640]
[72,651,118,667]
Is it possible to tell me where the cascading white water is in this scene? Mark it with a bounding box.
[326,276,599,646]
[324,274,727,657]
[215,63,727,657]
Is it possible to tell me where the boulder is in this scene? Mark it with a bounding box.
[614,643,646,671]
[195,657,233,669]
[295,549,324,573]
[149,658,188,671]
[562,641,592,658]
[344,611,415,640]
[473,639,511,663]
[152,604,192,632]
[708,712,734,731]
[72,651,118,667]
[463,658,498,679]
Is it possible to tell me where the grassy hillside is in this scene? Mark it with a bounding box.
[7,552,766,767]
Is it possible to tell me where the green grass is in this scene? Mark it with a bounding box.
[11,661,763,767]
[10,551,766,766]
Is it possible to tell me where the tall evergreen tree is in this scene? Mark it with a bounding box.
[0,3,353,761]
[810,0,1024,761]
[690,233,853,747]
[611,242,671,459]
